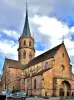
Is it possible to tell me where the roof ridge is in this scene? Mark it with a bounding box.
[35,43,63,58]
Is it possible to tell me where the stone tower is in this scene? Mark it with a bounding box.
[18,5,35,65]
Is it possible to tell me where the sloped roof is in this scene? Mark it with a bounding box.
[4,43,64,70]
[5,58,21,69]
[24,43,64,69]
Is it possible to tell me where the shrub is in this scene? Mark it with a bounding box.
[11,88,20,93]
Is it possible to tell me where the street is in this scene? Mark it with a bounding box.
[5,97,74,100]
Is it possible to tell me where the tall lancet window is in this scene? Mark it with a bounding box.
[23,50,26,59]
[29,52,32,60]
[29,41,31,46]
[34,79,36,89]
[24,40,26,46]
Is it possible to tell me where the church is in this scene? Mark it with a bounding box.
[0,5,74,97]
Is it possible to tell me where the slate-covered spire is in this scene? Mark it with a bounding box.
[22,4,31,37]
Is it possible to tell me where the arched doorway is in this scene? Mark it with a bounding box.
[59,81,71,97]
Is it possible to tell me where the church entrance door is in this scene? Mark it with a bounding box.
[60,81,71,97]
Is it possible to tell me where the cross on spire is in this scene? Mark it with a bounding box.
[62,35,64,43]
[25,0,28,8]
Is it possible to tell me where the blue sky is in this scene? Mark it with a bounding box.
[0,0,74,74]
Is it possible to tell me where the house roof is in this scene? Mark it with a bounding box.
[24,43,64,69]
[5,58,21,69]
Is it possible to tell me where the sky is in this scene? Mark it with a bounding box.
[0,0,74,74]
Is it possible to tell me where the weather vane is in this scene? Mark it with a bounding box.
[62,35,64,43]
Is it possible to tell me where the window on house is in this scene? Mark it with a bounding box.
[29,41,31,46]
[34,79,36,89]
[23,51,26,58]
[24,40,26,46]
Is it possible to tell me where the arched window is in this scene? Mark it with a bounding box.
[24,40,26,46]
[29,41,31,46]
[44,62,48,69]
[34,79,36,89]
[29,52,32,60]
[23,51,26,58]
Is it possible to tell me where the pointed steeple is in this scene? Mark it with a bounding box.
[22,3,31,37]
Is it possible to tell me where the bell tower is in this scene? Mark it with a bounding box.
[18,4,35,65]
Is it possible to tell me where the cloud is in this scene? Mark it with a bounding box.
[0,0,74,32]
[0,0,24,33]
[0,0,74,41]
[32,15,70,39]
[70,26,74,32]
[32,15,71,48]
[1,29,20,39]
[0,40,18,60]
[35,50,46,57]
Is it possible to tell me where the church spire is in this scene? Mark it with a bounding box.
[22,2,31,37]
